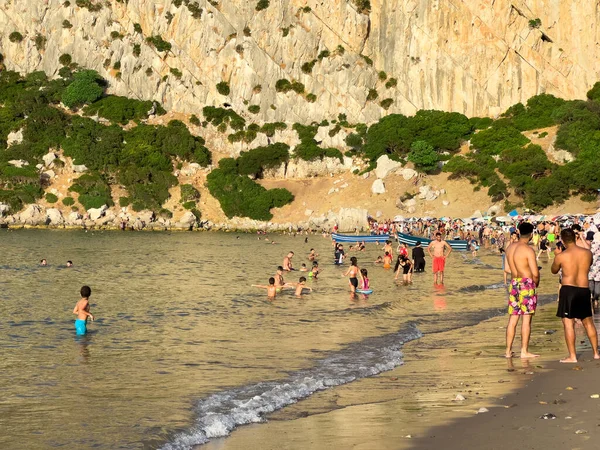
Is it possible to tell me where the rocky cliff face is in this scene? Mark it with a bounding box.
[1,0,597,123]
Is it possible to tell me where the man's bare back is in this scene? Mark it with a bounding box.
[505,241,539,285]
[552,244,592,287]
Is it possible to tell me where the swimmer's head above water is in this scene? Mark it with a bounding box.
[40,259,47,266]
[66,260,73,267]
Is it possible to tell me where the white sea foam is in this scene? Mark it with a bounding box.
[160,326,423,450]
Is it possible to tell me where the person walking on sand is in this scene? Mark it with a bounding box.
[427,232,452,284]
[504,222,539,359]
[551,228,600,363]
[73,286,95,336]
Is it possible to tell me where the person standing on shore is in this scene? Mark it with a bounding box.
[427,232,452,285]
[551,228,600,363]
[504,222,539,359]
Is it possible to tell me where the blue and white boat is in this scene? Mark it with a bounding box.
[396,232,469,251]
[332,233,391,243]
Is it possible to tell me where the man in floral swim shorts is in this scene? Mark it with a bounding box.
[504,222,540,359]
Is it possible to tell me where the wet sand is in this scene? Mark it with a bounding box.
[201,298,591,450]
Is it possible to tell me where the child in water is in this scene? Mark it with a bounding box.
[308,261,321,279]
[383,252,392,269]
[299,263,308,272]
[359,268,370,291]
[294,276,313,297]
[252,277,278,298]
[374,256,383,264]
[394,255,413,285]
[73,285,94,335]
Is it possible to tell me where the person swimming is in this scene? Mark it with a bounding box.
[252,277,278,299]
[374,256,383,264]
[66,260,73,267]
[294,276,313,297]
[40,259,47,266]
[308,248,319,261]
[308,261,321,279]
[300,263,308,272]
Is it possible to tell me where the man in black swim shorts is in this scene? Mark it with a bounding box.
[552,229,600,363]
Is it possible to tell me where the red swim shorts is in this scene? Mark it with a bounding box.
[433,256,446,273]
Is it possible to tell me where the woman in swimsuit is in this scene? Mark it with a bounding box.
[394,254,413,284]
[397,242,409,258]
[342,256,362,294]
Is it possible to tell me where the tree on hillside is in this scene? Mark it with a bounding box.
[61,70,104,109]
[408,140,439,173]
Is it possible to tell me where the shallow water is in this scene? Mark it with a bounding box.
[0,230,528,449]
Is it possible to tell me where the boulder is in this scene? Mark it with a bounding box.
[43,170,56,180]
[7,128,24,146]
[337,207,368,232]
[19,204,45,224]
[328,187,339,195]
[418,185,438,201]
[88,205,108,221]
[547,141,575,164]
[304,209,313,216]
[339,183,349,189]
[136,210,154,224]
[404,198,417,207]
[371,179,386,194]
[487,205,502,216]
[68,211,82,222]
[73,164,88,173]
[399,168,417,180]
[181,163,201,176]
[375,155,402,179]
[8,159,28,168]
[407,206,417,214]
[178,211,197,227]
[46,208,64,225]
[43,152,57,167]
[376,210,383,218]
[362,172,370,179]
[442,200,450,206]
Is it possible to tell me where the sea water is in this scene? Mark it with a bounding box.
[0,230,538,449]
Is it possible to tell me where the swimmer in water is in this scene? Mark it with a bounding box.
[308,261,322,279]
[308,248,319,261]
[300,263,308,272]
[383,252,392,269]
[274,266,292,291]
[342,256,362,294]
[294,276,313,297]
[40,259,47,266]
[374,256,383,264]
[73,285,94,335]
[283,251,294,271]
[394,254,413,285]
[66,260,73,268]
[359,268,370,291]
[252,277,278,299]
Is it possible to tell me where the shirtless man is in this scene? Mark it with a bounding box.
[73,285,94,336]
[252,277,278,299]
[283,252,294,271]
[551,228,600,363]
[504,223,539,359]
[274,266,289,291]
[427,232,452,284]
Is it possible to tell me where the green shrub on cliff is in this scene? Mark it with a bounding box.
[501,94,565,131]
[236,143,290,178]
[69,173,113,210]
[206,158,294,221]
[408,141,439,173]
[145,35,172,52]
[256,0,269,11]
[45,193,58,203]
[180,184,200,203]
[61,70,104,109]
[62,196,75,206]
[84,95,165,124]
[9,32,23,43]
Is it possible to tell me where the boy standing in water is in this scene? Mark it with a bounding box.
[294,277,313,297]
[73,285,94,336]
[252,277,278,299]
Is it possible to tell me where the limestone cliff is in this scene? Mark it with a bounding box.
[1,0,597,123]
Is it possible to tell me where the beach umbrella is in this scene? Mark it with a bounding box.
[393,215,405,222]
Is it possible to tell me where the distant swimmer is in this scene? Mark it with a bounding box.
[252,277,277,299]
[73,285,94,336]
[374,256,383,264]
[342,256,362,294]
[308,248,319,261]
[283,251,294,271]
[66,260,73,268]
[504,222,539,359]
[294,277,313,297]
[334,244,345,264]
[300,263,308,272]
[552,228,600,363]
[274,266,293,291]
[428,232,452,285]
[40,259,47,266]
[382,252,392,269]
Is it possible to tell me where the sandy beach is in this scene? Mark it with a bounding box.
[201,297,600,450]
